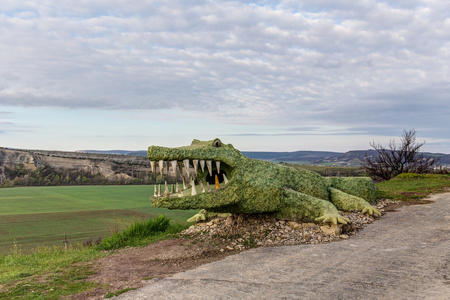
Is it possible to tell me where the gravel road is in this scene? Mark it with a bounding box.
[118,193,450,300]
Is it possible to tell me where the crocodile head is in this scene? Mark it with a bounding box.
[147,138,245,211]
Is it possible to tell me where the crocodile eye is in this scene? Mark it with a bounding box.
[213,140,222,148]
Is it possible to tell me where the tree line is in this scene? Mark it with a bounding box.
[0,163,167,188]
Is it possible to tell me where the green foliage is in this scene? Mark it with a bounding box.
[395,173,440,179]
[376,174,450,202]
[96,215,172,250]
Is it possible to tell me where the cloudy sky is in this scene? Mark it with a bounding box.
[1,0,449,153]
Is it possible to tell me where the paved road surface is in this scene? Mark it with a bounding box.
[119,193,450,299]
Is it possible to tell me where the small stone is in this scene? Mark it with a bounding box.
[212,218,222,224]
[237,214,245,224]
[340,234,349,239]
[320,224,342,236]
[219,248,225,252]
[225,215,235,226]
[302,223,316,230]
[288,221,301,230]
[304,233,312,241]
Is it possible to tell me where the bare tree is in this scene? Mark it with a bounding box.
[361,129,438,180]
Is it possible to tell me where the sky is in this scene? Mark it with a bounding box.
[1,0,449,153]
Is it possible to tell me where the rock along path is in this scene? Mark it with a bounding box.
[118,193,450,300]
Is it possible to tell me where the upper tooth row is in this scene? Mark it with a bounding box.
[150,159,220,177]
[153,174,229,198]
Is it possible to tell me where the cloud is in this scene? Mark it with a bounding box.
[0,0,449,142]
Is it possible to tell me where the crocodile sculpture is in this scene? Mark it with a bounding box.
[148,138,380,224]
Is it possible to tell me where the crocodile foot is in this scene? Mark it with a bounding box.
[315,213,350,225]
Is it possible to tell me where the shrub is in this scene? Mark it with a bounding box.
[361,129,438,180]
[97,215,171,250]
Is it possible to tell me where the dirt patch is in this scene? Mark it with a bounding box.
[67,238,235,299]
[67,199,401,299]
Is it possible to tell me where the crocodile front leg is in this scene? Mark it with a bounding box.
[276,189,350,225]
[187,209,231,223]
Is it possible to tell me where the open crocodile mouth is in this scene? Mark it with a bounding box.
[149,159,231,198]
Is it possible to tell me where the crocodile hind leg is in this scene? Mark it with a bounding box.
[329,188,381,216]
[276,189,350,225]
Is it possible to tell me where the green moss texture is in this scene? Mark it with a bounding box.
[148,138,380,224]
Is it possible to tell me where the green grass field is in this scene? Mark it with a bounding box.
[0,186,195,254]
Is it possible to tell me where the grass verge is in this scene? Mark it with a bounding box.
[376,173,450,202]
[0,245,104,299]
[0,216,189,299]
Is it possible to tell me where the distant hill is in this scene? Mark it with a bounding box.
[312,150,450,167]
[78,150,148,156]
[81,149,450,167]
[0,147,156,187]
[82,149,343,162]
[241,151,342,162]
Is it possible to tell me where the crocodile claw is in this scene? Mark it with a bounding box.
[187,209,207,223]
[362,205,381,216]
[315,214,350,225]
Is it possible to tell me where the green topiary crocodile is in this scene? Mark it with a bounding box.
[148,138,380,224]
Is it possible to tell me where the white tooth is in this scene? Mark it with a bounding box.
[206,160,212,176]
[200,182,205,193]
[191,180,197,195]
[177,161,183,177]
[193,160,198,174]
[159,160,164,176]
[150,161,157,174]
[223,173,228,184]
[182,176,187,189]
[183,159,190,177]
[164,181,170,197]
[171,161,177,175]
[216,161,220,174]
[154,185,158,197]
[158,184,161,197]
[177,182,183,197]
[200,160,205,172]
[206,182,211,192]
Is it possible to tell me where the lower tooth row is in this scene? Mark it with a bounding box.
[154,174,228,198]
[150,159,220,177]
